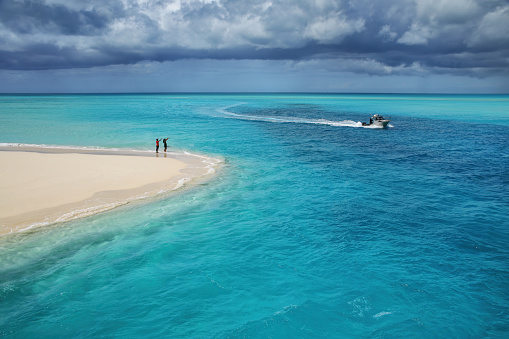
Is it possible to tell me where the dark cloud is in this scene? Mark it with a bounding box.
[0,0,508,77]
[0,0,108,35]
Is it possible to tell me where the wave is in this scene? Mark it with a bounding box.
[183,151,222,175]
[216,105,391,129]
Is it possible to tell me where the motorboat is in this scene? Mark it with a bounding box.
[362,114,391,128]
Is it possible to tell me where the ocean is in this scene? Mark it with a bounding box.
[0,93,508,337]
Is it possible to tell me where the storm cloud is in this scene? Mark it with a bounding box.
[0,0,508,77]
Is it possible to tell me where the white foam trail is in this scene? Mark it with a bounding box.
[274,304,298,316]
[55,202,126,223]
[174,177,191,190]
[183,151,222,175]
[13,202,126,234]
[216,106,390,129]
[373,311,393,319]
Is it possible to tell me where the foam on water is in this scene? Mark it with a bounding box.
[216,105,391,128]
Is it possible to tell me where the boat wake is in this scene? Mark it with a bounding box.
[216,105,390,129]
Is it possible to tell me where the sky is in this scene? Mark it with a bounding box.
[0,0,508,93]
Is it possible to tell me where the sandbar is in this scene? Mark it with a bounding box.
[0,146,219,235]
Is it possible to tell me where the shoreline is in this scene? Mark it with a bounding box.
[0,145,221,236]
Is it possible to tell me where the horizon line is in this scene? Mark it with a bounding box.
[1,91,508,96]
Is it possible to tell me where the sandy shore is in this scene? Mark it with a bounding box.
[0,146,219,235]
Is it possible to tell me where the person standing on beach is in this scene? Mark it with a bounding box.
[163,138,169,152]
[156,138,160,153]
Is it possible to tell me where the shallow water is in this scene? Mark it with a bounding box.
[1,94,508,337]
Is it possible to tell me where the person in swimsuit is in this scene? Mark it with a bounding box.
[156,139,160,153]
[163,138,169,152]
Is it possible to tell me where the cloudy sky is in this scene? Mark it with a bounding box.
[0,0,508,93]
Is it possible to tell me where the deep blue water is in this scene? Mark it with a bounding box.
[1,94,508,337]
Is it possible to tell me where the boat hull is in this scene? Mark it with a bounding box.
[372,120,390,128]
[363,119,390,128]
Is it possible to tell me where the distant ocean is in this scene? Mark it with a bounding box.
[1,94,508,337]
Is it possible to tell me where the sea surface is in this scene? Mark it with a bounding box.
[0,93,508,338]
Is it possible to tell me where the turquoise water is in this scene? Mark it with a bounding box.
[1,94,508,337]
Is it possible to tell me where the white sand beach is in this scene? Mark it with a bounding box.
[0,147,217,235]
